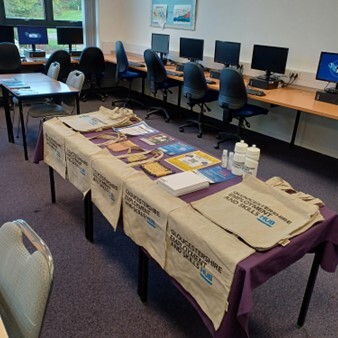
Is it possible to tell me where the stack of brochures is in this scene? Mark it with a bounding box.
[157,171,209,196]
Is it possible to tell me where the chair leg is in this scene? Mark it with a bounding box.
[179,104,204,138]
[145,90,170,122]
[111,80,145,109]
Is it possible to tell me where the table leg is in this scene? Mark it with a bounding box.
[19,101,28,160]
[49,166,56,203]
[297,247,323,327]
[2,88,14,143]
[138,247,149,303]
[290,110,301,148]
[142,78,145,95]
[76,94,80,115]
[84,191,93,242]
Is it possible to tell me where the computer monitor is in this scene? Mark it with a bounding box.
[316,51,338,93]
[57,27,83,55]
[0,25,15,43]
[17,26,48,52]
[179,37,204,62]
[251,44,289,81]
[214,40,241,67]
[151,33,170,61]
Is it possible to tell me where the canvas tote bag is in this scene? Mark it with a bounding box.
[122,173,187,268]
[43,118,76,179]
[166,205,255,330]
[58,106,137,132]
[65,133,104,196]
[90,150,139,230]
[192,175,323,251]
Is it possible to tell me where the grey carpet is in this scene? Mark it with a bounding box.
[0,93,337,338]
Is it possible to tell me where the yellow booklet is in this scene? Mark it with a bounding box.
[165,150,220,171]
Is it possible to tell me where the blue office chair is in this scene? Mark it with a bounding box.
[78,47,107,102]
[143,49,178,122]
[0,42,21,74]
[215,68,269,148]
[179,62,219,138]
[111,40,146,108]
[44,50,71,82]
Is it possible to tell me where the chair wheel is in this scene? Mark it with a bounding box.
[145,115,149,120]
[179,127,184,132]
[81,98,87,102]
[112,102,116,106]
[214,144,220,149]
[216,133,221,140]
[165,118,169,123]
[101,98,106,102]
[197,133,202,138]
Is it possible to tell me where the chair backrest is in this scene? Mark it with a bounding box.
[63,70,85,107]
[45,50,71,82]
[78,47,105,76]
[0,219,54,338]
[115,40,129,75]
[218,68,247,110]
[144,49,167,87]
[183,62,208,100]
[0,43,21,74]
[46,61,60,80]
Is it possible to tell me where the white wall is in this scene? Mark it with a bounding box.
[97,0,338,158]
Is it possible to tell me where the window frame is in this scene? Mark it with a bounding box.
[0,0,82,28]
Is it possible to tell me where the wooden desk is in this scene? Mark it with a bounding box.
[105,52,338,146]
[0,73,80,160]
[0,315,8,338]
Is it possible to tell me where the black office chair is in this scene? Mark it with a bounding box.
[111,41,145,108]
[179,62,219,138]
[0,42,21,74]
[45,49,71,82]
[78,47,107,102]
[143,49,178,122]
[215,68,269,149]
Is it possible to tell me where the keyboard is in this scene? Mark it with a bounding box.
[206,79,216,85]
[129,62,145,67]
[166,70,183,77]
[246,88,266,96]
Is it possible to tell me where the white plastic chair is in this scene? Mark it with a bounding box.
[27,70,85,122]
[0,219,54,338]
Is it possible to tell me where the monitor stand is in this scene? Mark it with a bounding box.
[324,83,338,94]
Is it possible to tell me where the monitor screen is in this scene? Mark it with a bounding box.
[57,27,83,45]
[251,44,289,78]
[179,37,204,62]
[0,25,15,43]
[17,26,48,45]
[214,40,241,67]
[316,52,338,85]
[151,33,169,56]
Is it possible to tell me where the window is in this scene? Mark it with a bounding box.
[0,0,83,53]
[0,0,82,27]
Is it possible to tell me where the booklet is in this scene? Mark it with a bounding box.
[139,133,174,145]
[165,150,221,171]
[158,142,195,156]
[194,165,236,184]
[113,121,158,136]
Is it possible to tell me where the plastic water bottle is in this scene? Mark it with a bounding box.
[227,151,234,170]
[243,144,260,177]
[231,140,248,176]
[221,149,228,168]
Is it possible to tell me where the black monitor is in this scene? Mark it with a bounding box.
[316,51,338,93]
[57,27,83,54]
[251,44,289,81]
[214,40,241,67]
[0,25,15,43]
[179,37,204,62]
[151,33,170,61]
[17,26,48,52]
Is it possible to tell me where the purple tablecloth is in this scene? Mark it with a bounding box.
[34,122,338,337]
[168,207,338,338]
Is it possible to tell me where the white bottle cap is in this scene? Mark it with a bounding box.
[246,144,260,160]
[234,140,248,154]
